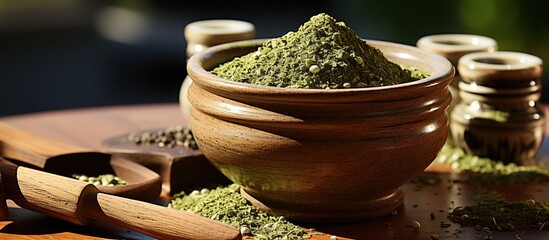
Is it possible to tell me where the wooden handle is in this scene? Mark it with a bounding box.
[0,121,87,168]
[85,193,241,240]
[1,165,95,225]
[0,165,241,239]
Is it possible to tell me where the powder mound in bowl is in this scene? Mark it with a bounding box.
[211,13,427,89]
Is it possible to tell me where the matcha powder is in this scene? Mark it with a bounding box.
[211,13,426,89]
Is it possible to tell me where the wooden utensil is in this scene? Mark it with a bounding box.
[102,128,231,195]
[0,163,241,240]
[0,122,162,201]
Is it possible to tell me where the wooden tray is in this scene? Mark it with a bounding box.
[1,104,548,239]
[104,127,549,240]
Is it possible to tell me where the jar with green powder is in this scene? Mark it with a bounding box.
[417,34,498,145]
[180,19,255,117]
[450,51,545,165]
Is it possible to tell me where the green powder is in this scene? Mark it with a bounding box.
[168,184,310,240]
[435,143,549,184]
[410,172,442,191]
[211,13,427,89]
[448,192,549,231]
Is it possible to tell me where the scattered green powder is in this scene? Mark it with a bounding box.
[211,13,428,89]
[448,192,549,231]
[435,143,549,184]
[410,172,442,191]
[168,184,310,240]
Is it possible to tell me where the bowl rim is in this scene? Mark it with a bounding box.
[187,39,454,96]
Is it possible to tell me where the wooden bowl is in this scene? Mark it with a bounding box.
[186,39,454,223]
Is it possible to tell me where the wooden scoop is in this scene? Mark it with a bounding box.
[0,122,162,201]
[0,163,241,239]
[102,128,231,195]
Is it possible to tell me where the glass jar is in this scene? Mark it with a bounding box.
[450,51,544,165]
[417,34,497,145]
[180,20,255,117]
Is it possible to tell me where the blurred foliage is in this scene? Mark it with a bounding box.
[0,0,71,10]
[338,0,548,101]
[1,0,548,116]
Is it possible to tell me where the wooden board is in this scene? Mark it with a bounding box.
[1,103,548,239]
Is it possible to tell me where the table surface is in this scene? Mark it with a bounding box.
[0,103,548,240]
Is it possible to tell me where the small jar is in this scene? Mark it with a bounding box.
[180,20,255,117]
[417,34,497,145]
[450,51,544,165]
[184,19,256,58]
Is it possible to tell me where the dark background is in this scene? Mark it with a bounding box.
[1,0,548,116]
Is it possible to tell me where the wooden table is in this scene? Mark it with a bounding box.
[1,103,548,240]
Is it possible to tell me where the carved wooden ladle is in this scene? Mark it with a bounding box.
[0,122,161,201]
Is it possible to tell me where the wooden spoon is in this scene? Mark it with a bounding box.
[0,163,241,239]
[0,121,162,201]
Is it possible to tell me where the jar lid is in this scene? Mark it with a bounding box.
[417,34,498,65]
[185,19,255,47]
[458,51,543,94]
[459,51,542,80]
[459,51,542,71]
